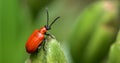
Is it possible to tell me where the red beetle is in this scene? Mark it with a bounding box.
[25,9,60,53]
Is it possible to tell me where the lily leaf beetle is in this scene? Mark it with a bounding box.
[25,8,60,53]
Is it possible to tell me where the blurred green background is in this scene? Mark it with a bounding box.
[0,0,119,63]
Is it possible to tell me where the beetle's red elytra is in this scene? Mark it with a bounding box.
[26,27,46,53]
[25,9,60,53]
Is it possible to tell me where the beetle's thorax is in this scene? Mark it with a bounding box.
[39,26,47,34]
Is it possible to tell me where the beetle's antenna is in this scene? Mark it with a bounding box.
[46,8,49,27]
[49,16,60,28]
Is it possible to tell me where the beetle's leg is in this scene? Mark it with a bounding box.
[34,43,45,55]
[45,32,55,39]
[37,43,42,50]
[42,39,46,51]
[35,44,42,55]
[34,45,41,55]
[37,39,46,52]
[34,44,43,55]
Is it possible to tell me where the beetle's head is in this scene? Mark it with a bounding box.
[45,25,51,30]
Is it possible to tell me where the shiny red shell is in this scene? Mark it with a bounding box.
[25,27,47,53]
